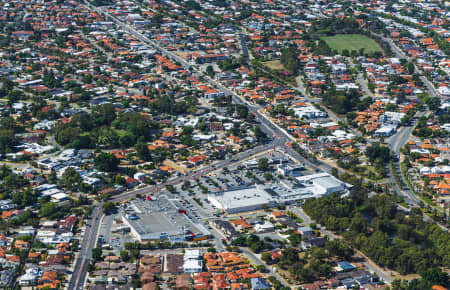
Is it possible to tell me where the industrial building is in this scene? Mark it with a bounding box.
[207,186,277,214]
[208,173,348,214]
[121,196,210,242]
[295,172,348,196]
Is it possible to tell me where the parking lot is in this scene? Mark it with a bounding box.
[96,149,318,254]
[98,212,135,253]
[170,150,317,216]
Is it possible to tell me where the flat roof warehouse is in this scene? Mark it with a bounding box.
[208,173,350,214]
[121,196,210,242]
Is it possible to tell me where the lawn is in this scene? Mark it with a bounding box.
[321,34,383,54]
[263,60,285,71]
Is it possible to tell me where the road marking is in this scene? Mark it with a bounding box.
[72,208,101,289]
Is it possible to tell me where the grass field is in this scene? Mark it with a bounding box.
[263,60,285,70]
[321,34,382,54]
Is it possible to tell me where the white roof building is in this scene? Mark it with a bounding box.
[208,173,348,214]
[255,221,274,233]
[438,86,450,97]
[184,249,201,261]
[293,105,327,119]
[36,184,57,192]
[183,259,202,273]
[208,186,276,214]
[36,230,56,240]
[374,126,396,137]
[296,172,347,196]
[51,192,70,203]
[41,188,62,197]
[193,134,216,141]
[183,249,202,273]
[19,268,42,286]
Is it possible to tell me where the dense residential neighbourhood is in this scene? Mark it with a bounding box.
[0,0,448,289]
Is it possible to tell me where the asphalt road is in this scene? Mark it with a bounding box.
[386,114,449,225]
[68,5,343,288]
[71,205,103,289]
[347,57,374,99]
[374,33,440,99]
[294,74,362,138]
[80,31,112,61]
[386,124,421,206]
[83,1,332,173]
[74,3,448,288]
[239,33,250,64]
[241,247,289,286]
[386,110,428,206]
[69,142,281,289]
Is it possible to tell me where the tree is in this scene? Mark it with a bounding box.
[253,126,267,143]
[256,265,267,272]
[92,247,102,261]
[12,189,36,209]
[61,167,81,189]
[115,175,126,185]
[250,240,265,253]
[359,48,365,56]
[165,184,175,193]
[366,143,390,164]
[264,173,273,180]
[179,126,198,147]
[261,252,273,264]
[114,112,155,140]
[48,170,57,184]
[119,133,136,148]
[120,250,130,261]
[235,104,249,119]
[95,152,120,172]
[102,201,115,215]
[135,141,151,161]
[420,268,448,287]
[304,191,450,275]
[206,65,215,77]
[40,202,58,218]
[92,103,116,126]
[185,0,201,10]
[0,129,18,154]
[70,112,93,131]
[55,127,81,146]
[149,13,164,28]
[427,97,441,112]
[288,233,302,246]
[0,116,19,132]
[132,277,142,289]
[91,126,119,147]
[406,62,415,74]
[72,135,95,149]
[258,158,269,171]
[181,181,191,191]
[325,240,354,260]
[322,88,362,114]
[280,45,299,74]
[78,194,89,205]
[331,167,339,178]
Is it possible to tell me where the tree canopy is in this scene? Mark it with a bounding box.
[94,152,120,172]
[303,193,450,274]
